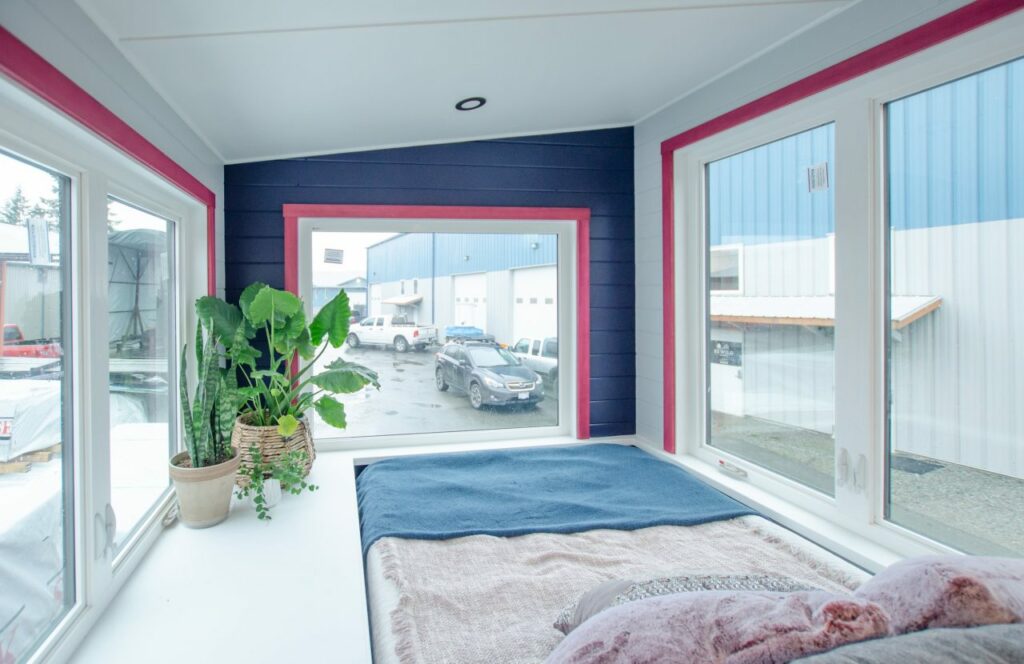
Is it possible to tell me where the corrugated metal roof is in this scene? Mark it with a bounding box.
[711,295,941,329]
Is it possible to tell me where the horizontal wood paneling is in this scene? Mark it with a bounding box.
[225,128,635,436]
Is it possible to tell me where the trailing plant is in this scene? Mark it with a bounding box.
[179,306,243,468]
[235,446,318,520]
[195,283,379,436]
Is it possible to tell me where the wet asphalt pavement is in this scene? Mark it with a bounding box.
[310,344,558,439]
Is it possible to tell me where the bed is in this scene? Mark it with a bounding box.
[357,443,869,664]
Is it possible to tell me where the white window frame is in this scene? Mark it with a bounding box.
[708,243,743,295]
[0,75,208,664]
[297,217,578,451]
[670,12,1024,569]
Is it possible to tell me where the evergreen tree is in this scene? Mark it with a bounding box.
[1,186,30,225]
[29,184,62,229]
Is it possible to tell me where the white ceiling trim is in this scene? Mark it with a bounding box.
[634,0,855,124]
[78,0,853,163]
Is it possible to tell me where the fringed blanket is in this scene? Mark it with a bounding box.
[366,516,869,664]
[357,443,755,553]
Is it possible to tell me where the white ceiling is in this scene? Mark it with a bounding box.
[76,0,853,163]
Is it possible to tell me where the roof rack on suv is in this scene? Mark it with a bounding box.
[449,335,496,344]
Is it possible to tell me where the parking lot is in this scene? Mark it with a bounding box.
[311,343,559,439]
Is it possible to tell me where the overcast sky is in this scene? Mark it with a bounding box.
[312,231,398,287]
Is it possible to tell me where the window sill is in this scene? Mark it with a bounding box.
[68,435,603,663]
[634,439,938,573]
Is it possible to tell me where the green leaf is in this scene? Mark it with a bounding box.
[239,281,268,320]
[215,373,241,445]
[180,344,194,462]
[247,286,302,326]
[282,309,307,340]
[309,290,351,348]
[228,322,261,368]
[196,296,243,346]
[276,413,299,437]
[323,358,381,390]
[314,396,347,429]
[311,361,380,394]
[294,328,316,361]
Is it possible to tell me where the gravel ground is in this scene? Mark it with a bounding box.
[309,343,558,440]
[711,412,1024,555]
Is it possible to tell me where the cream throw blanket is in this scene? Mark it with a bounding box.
[367,516,868,664]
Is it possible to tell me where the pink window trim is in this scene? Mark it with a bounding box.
[0,26,218,295]
[281,203,591,439]
[658,0,1023,453]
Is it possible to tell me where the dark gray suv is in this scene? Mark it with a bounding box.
[435,341,544,409]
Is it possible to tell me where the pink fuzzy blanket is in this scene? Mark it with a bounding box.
[544,590,889,664]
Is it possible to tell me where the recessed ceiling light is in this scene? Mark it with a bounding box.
[455,97,486,111]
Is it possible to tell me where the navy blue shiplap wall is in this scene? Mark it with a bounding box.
[224,128,635,437]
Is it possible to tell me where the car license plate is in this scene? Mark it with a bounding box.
[0,418,12,439]
[517,392,529,400]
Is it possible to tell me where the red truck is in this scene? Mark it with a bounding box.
[2,324,61,358]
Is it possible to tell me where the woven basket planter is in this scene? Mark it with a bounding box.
[231,413,315,488]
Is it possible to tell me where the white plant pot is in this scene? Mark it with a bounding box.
[169,449,240,529]
[261,478,282,509]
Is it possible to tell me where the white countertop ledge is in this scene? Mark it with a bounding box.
[69,435,601,664]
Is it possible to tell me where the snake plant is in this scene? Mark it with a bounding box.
[179,309,242,468]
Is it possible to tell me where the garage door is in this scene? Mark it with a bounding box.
[513,265,557,341]
[369,284,382,317]
[453,272,487,331]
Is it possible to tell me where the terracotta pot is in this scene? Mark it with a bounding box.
[169,449,240,528]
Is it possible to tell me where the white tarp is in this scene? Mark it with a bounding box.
[0,423,167,660]
[0,379,146,461]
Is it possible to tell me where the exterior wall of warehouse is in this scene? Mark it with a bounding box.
[368,232,556,345]
[702,55,1024,477]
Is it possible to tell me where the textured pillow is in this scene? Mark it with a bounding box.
[554,574,818,634]
[794,624,1024,663]
[545,590,890,664]
[853,556,1024,634]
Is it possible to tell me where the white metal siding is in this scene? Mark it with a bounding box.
[452,273,487,330]
[486,270,513,343]
[512,265,558,342]
[890,218,1024,478]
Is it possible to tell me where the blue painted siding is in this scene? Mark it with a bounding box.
[367,233,557,284]
[705,56,1024,245]
[707,123,834,246]
[888,56,1024,230]
[224,128,635,437]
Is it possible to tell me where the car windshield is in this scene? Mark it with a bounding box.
[467,346,518,368]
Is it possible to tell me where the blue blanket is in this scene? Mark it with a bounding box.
[357,443,755,553]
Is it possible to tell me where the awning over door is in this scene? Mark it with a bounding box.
[711,295,941,329]
[382,294,423,306]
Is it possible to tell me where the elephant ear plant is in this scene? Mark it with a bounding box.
[197,282,380,436]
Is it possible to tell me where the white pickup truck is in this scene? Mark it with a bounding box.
[346,315,438,352]
[510,337,558,391]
